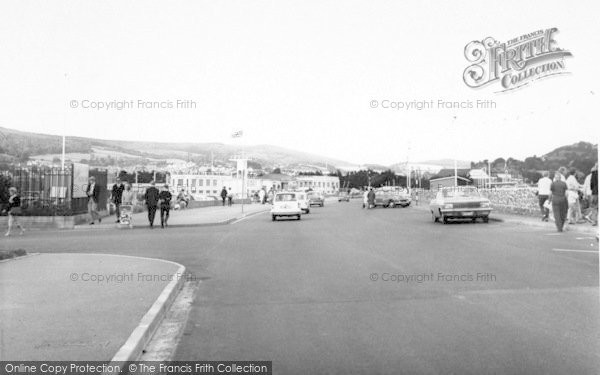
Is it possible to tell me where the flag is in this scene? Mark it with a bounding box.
[231,130,243,138]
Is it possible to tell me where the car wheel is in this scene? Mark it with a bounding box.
[297,215,301,220]
[483,216,489,223]
[472,218,477,223]
[272,215,276,221]
[307,209,310,214]
[442,215,449,224]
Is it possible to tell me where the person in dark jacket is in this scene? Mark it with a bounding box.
[220,187,228,206]
[550,172,569,232]
[111,178,125,223]
[159,184,173,228]
[86,176,102,224]
[144,181,160,228]
[4,187,25,236]
[367,187,376,209]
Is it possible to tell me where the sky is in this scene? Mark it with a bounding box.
[0,0,598,165]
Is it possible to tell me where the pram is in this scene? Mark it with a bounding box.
[119,204,134,229]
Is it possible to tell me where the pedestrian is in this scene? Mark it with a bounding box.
[121,182,136,205]
[177,189,188,209]
[220,186,228,206]
[589,163,598,226]
[119,182,136,227]
[144,181,160,228]
[259,188,266,205]
[86,176,101,225]
[415,190,420,206]
[111,178,125,223]
[367,187,376,209]
[159,184,172,228]
[550,172,568,232]
[4,187,25,236]
[565,168,583,224]
[227,187,233,206]
[362,188,368,209]
[537,171,552,221]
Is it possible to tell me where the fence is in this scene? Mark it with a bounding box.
[0,165,107,216]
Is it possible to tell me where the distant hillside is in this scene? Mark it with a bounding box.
[0,126,349,169]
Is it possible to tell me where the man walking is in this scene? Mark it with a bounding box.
[86,176,101,225]
[111,178,125,223]
[550,172,569,232]
[367,187,376,209]
[537,171,552,221]
[220,186,228,206]
[227,187,233,206]
[144,181,160,228]
[159,184,172,228]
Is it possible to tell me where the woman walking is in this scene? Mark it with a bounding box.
[550,172,569,232]
[4,187,25,236]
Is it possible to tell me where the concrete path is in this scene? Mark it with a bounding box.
[75,203,270,230]
[0,253,182,360]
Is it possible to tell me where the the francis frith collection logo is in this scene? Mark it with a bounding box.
[463,28,572,92]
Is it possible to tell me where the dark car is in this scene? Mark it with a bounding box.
[308,192,325,207]
[338,192,350,202]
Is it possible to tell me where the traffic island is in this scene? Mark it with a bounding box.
[0,253,185,360]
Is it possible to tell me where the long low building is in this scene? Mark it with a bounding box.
[167,172,340,198]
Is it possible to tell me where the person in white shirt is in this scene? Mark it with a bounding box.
[565,168,583,224]
[362,188,369,209]
[537,171,552,221]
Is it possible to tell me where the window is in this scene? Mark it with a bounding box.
[213,179,218,186]
[275,193,296,202]
[177,179,183,186]
[191,179,196,186]
[206,179,210,186]
[199,179,204,186]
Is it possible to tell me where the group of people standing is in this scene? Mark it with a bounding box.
[537,164,598,232]
[220,186,234,206]
[362,188,376,209]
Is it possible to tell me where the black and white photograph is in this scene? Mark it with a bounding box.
[0,1,598,374]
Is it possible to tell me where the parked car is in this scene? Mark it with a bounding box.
[307,192,325,207]
[373,189,411,208]
[429,187,492,224]
[271,192,302,221]
[338,192,350,202]
[296,191,310,214]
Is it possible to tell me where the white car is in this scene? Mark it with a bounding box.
[295,191,310,214]
[271,192,302,221]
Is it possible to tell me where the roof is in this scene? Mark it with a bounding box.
[429,176,471,182]
[430,168,470,179]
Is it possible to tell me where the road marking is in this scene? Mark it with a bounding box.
[576,237,596,240]
[552,248,599,253]
[545,233,563,236]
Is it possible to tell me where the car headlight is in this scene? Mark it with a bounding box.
[480,202,490,208]
[443,203,453,209]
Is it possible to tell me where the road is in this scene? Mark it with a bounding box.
[3,201,599,374]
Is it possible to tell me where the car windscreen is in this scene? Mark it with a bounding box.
[275,194,296,202]
[442,188,480,198]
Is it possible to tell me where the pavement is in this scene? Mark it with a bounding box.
[0,253,184,361]
[74,203,270,230]
[1,200,598,373]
